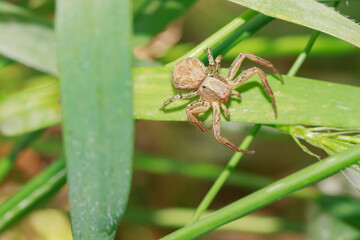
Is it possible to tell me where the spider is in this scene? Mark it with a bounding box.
[160,48,283,153]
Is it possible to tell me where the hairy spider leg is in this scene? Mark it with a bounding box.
[220,103,230,120]
[212,102,254,154]
[231,90,241,100]
[232,67,278,118]
[227,52,284,83]
[206,48,215,74]
[214,55,223,74]
[160,91,199,110]
[186,99,212,132]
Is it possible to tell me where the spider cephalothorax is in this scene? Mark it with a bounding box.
[161,48,283,153]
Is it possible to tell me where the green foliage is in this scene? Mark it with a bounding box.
[161,144,360,240]
[229,0,360,48]
[56,1,133,239]
[0,158,66,231]
[0,2,56,75]
[2,69,360,136]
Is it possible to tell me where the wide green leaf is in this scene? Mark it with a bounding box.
[56,1,133,240]
[229,0,360,48]
[1,67,360,136]
[0,2,56,75]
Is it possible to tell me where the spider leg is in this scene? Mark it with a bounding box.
[227,52,283,83]
[212,102,254,154]
[186,99,212,132]
[215,55,223,74]
[232,67,277,118]
[231,90,241,100]
[206,48,215,74]
[220,103,230,120]
[160,91,198,110]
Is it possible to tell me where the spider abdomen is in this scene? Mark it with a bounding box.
[172,58,207,90]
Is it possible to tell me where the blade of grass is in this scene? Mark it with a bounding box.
[160,144,360,240]
[0,130,42,181]
[229,0,360,48]
[0,2,57,75]
[0,158,66,232]
[2,69,360,136]
[56,1,133,239]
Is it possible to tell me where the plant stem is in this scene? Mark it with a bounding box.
[286,2,339,77]
[166,10,273,66]
[0,130,42,181]
[187,124,261,224]
[287,31,320,76]
[160,144,360,240]
[0,158,66,232]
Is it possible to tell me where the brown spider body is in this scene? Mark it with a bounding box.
[199,75,232,102]
[161,48,283,153]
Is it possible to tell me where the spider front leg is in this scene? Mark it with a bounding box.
[160,91,199,110]
[206,48,223,74]
[215,55,222,74]
[186,99,212,132]
[228,52,284,83]
[231,90,241,100]
[212,102,254,154]
[220,103,230,120]
[232,67,278,118]
[206,48,215,74]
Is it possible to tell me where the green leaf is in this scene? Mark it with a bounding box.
[56,1,133,240]
[229,0,360,48]
[0,2,56,75]
[2,67,360,136]
[0,81,60,136]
